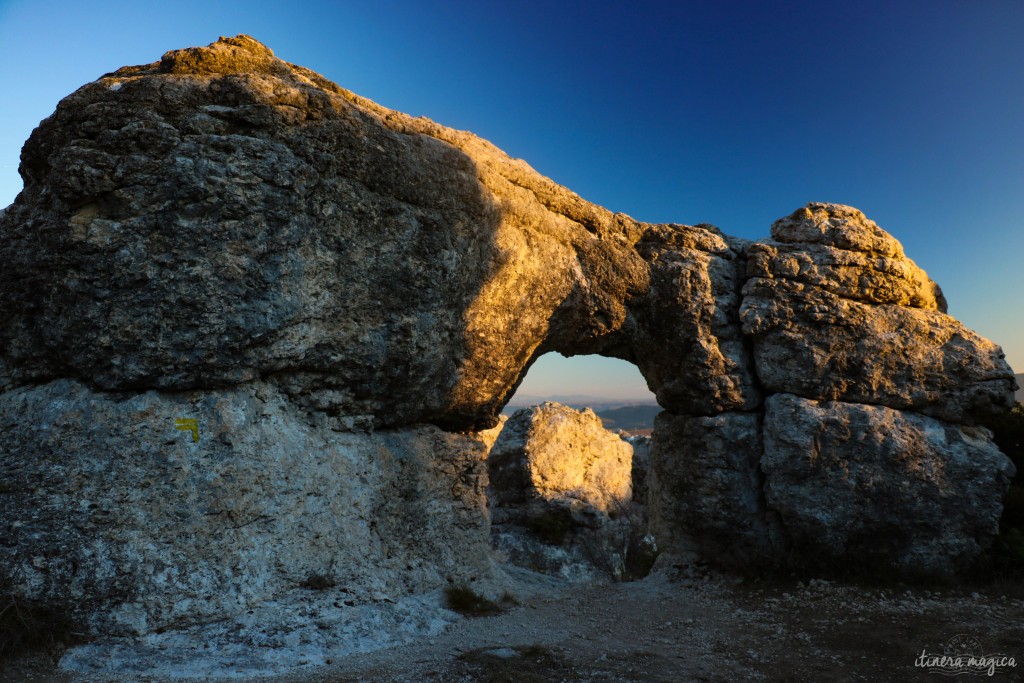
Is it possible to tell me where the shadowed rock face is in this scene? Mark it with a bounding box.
[0,379,497,636]
[761,393,1014,577]
[0,36,1019,641]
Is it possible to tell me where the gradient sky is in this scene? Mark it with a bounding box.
[1,0,1021,400]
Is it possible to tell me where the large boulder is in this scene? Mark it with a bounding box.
[487,403,652,581]
[489,402,634,522]
[0,35,783,430]
[740,204,1015,424]
[762,393,1016,577]
[628,224,760,415]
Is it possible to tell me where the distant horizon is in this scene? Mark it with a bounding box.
[511,364,1024,407]
[512,353,655,403]
[506,392,659,407]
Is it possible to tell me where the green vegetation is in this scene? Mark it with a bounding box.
[444,585,514,617]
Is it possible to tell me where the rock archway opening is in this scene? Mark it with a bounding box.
[489,352,659,581]
[505,352,658,433]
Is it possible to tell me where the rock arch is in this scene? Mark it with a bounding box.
[0,36,1017,644]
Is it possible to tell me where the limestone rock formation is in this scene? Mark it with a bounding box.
[487,403,652,581]
[0,379,497,636]
[0,34,654,430]
[624,434,651,505]
[628,224,760,415]
[0,34,1019,661]
[741,205,1014,424]
[489,402,633,519]
[762,393,1015,576]
[647,411,775,566]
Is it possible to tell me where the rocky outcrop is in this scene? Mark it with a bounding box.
[489,403,633,519]
[0,35,1019,660]
[637,206,1018,575]
[628,224,759,415]
[762,393,1014,577]
[487,403,651,581]
[0,35,654,430]
[741,205,1014,423]
[0,379,498,636]
[647,411,775,566]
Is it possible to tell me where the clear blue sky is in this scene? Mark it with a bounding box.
[1,0,1021,400]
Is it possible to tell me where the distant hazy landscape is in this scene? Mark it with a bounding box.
[505,394,660,434]
[508,374,1024,432]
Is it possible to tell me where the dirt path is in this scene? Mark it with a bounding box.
[284,569,1023,682]
[7,566,1023,682]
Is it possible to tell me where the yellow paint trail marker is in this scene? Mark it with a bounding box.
[175,418,199,442]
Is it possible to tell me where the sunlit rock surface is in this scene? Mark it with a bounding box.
[628,225,760,415]
[487,403,651,581]
[0,34,652,430]
[741,205,1014,424]
[489,402,633,518]
[0,35,1018,661]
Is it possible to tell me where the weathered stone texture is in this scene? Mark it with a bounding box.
[762,393,1015,577]
[486,403,651,581]
[0,36,1019,653]
[647,411,775,565]
[0,379,495,635]
[0,36,651,431]
[488,402,633,520]
[741,204,1015,423]
[627,224,759,415]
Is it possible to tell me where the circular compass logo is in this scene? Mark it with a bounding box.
[943,634,983,658]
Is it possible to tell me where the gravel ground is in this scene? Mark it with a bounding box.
[5,564,1023,682]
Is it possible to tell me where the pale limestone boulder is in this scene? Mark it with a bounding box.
[741,203,1015,423]
[762,393,1015,577]
[488,402,633,518]
[771,203,910,258]
[0,379,495,636]
[487,403,654,580]
[745,242,946,313]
